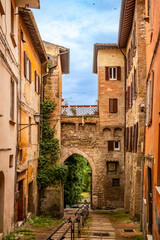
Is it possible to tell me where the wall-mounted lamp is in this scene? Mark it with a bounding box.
[19,113,41,131]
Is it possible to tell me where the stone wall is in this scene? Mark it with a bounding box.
[61,116,125,209]
[124,0,146,220]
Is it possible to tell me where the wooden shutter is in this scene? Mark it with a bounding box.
[129,127,132,152]
[38,75,40,95]
[117,66,121,80]
[105,67,109,80]
[126,127,129,151]
[134,21,136,49]
[131,81,133,107]
[29,60,31,83]
[24,51,27,78]
[109,99,117,113]
[108,141,114,151]
[128,86,130,108]
[125,91,128,112]
[35,71,37,92]
[113,99,118,113]
[109,99,113,113]
[135,122,138,152]
[149,71,154,124]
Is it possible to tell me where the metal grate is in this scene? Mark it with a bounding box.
[61,105,99,117]
[91,232,110,236]
[123,229,134,232]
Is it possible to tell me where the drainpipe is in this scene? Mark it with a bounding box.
[118,47,126,171]
[14,78,19,226]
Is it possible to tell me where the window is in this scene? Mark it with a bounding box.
[108,141,121,152]
[109,98,118,113]
[35,71,40,94]
[11,1,14,34]
[109,67,117,80]
[10,78,14,120]
[107,162,118,174]
[146,71,154,126]
[105,67,121,81]
[29,117,31,144]
[114,141,120,151]
[24,51,31,82]
[9,155,13,168]
[112,178,120,186]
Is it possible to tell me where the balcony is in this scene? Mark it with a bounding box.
[61,105,99,117]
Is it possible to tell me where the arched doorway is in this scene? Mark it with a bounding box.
[63,154,92,208]
[0,171,4,233]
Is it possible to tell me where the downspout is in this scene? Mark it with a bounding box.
[118,47,126,170]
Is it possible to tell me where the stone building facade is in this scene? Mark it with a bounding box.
[0,0,40,237]
[39,41,70,217]
[60,44,125,209]
[16,8,47,224]
[118,0,146,220]
[142,0,160,239]
[0,0,19,237]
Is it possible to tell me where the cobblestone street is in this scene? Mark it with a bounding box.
[12,208,145,240]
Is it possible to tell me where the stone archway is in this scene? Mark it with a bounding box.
[0,171,4,233]
[61,147,104,209]
[62,151,93,208]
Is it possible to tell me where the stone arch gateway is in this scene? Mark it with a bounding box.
[61,116,125,209]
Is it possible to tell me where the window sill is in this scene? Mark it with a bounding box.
[155,186,160,195]
[9,120,16,125]
[10,33,17,48]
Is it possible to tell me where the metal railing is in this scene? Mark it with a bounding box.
[45,202,89,240]
[61,105,99,117]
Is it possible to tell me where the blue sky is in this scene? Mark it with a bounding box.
[33,0,121,105]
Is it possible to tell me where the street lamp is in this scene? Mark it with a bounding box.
[19,113,41,131]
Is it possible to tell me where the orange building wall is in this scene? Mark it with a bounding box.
[17,14,43,221]
[144,0,160,238]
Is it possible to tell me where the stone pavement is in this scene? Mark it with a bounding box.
[78,210,115,240]
[18,208,144,240]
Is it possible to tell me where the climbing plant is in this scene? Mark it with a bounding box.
[37,100,68,190]
[64,154,91,207]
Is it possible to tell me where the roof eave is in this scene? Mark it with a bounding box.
[19,8,48,63]
[118,0,135,48]
[93,43,118,74]
[15,0,40,9]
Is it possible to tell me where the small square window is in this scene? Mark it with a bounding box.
[9,155,13,168]
[114,141,120,151]
[112,178,120,186]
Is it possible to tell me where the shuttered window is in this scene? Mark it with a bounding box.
[128,86,131,108]
[133,67,137,99]
[126,127,129,151]
[24,51,31,83]
[10,78,14,121]
[105,67,109,80]
[105,67,121,81]
[129,127,132,152]
[109,98,118,113]
[35,71,40,95]
[117,66,121,80]
[108,141,114,151]
[134,122,138,152]
[125,90,128,111]
[146,71,154,126]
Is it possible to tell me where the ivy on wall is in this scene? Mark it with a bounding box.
[37,100,68,190]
